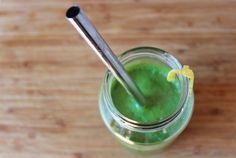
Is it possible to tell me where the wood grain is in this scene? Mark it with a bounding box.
[0,0,236,157]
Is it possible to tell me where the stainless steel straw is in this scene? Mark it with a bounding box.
[66,5,146,105]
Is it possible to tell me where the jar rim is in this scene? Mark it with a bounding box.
[102,46,190,132]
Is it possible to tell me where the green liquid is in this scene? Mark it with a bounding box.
[99,50,194,150]
[111,59,181,124]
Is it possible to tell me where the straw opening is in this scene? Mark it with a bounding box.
[66,6,80,18]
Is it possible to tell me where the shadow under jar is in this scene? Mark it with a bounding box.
[99,47,194,152]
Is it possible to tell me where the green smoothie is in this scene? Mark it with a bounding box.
[99,47,194,151]
[111,58,181,124]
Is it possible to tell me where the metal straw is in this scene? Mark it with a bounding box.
[66,5,146,105]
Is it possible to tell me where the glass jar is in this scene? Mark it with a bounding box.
[99,47,194,152]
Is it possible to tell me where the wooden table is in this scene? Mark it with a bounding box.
[0,0,236,157]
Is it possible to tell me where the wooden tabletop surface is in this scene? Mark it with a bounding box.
[1,0,236,158]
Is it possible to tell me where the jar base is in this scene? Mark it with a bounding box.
[99,93,194,152]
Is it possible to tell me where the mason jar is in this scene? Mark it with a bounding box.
[99,47,194,152]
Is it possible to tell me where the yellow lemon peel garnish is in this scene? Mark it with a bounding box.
[167,65,194,94]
